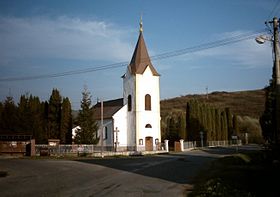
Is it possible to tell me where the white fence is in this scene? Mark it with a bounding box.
[207,140,242,147]
[35,143,166,156]
[183,141,197,150]
[182,140,242,151]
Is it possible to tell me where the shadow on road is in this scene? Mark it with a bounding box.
[76,145,262,185]
[77,152,216,184]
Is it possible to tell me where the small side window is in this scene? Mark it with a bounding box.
[128,95,132,111]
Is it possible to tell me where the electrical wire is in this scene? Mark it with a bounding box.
[267,0,280,20]
[0,29,267,82]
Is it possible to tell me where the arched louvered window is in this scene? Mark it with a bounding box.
[145,124,152,128]
[145,94,151,111]
[128,95,132,111]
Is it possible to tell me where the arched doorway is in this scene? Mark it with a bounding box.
[145,137,153,151]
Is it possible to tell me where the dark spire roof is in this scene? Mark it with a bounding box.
[128,23,159,76]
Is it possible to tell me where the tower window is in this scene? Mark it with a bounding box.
[145,124,152,128]
[145,94,151,111]
[128,95,132,111]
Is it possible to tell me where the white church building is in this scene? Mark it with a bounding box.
[93,20,161,151]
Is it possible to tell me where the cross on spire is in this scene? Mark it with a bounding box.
[139,15,143,33]
[128,17,159,76]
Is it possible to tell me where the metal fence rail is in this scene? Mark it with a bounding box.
[35,143,166,156]
[183,140,242,151]
[207,140,242,147]
[183,141,197,150]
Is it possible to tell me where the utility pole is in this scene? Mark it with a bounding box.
[100,99,104,157]
[272,17,280,144]
[206,86,209,100]
[257,17,280,144]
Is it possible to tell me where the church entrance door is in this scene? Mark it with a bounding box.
[145,137,153,151]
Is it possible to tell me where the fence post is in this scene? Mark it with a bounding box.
[30,139,36,156]
[180,139,184,151]
[164,140,169,152]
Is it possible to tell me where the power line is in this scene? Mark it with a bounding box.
[267,0,280,20]
[0,29,266,82]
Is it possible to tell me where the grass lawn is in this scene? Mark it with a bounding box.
[189,150,280,197]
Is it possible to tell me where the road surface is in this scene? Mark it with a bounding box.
[0,145,260,197]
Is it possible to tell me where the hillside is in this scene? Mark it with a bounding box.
[161,89,265,119]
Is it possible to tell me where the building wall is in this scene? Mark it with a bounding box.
[135,66,161,148]
[123,65,161,150]
[112,105,128,146]
[123,70,136,147]
[97,119,114,146]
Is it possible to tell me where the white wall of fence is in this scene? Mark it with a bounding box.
[182,140,242,151]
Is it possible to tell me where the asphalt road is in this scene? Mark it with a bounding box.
[0,145,260,197]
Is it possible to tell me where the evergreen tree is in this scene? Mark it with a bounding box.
[221,111,228,140]
[260,83,275,143]
[29,95,46,143]
[75,87,98,144]
[61,97,73,144]
[215,109,221,140]
[17,94,31,134]
[178,112,186,140]
[16,94,47,143]
[0,102,4,132]
[211,108,216,140]
[1,96,18,133]
[48,89,62,139]
[225,108,233,140]
[233,115,239,136]
[166,115,180,145]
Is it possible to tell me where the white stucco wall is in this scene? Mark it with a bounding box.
[135,66,161,147]
[97,119,114,146]
[112,105,128,147]
[122,65,161,150]
[123,69,136,147]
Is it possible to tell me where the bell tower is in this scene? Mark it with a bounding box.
[122,18,161,151]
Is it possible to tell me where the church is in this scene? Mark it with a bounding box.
[94,20,161,151]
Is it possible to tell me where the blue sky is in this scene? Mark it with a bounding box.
[0,0,278,109]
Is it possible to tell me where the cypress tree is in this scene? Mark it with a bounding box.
[30,95,46,143]
[225,108,233,140]
[211,108,216,140]
[2,96,18,133]
[215,109,221,140]
[221,111,228,140]
[178,112,186,140]
[186,102,191,140]
[48,89,62,139]
[18,94,31,134]
[61,97,73,144]
[0,102,3,132]
[233,114,239,136]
